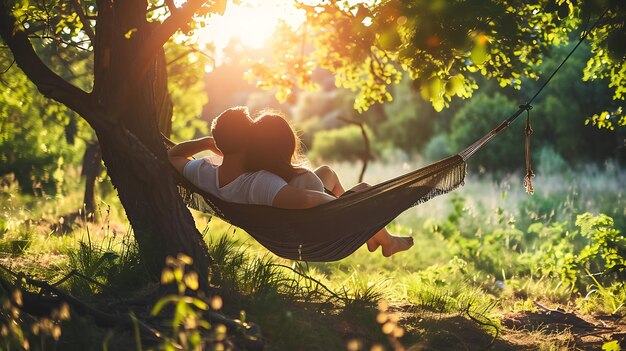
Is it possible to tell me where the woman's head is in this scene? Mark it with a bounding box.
[248,112,306,181]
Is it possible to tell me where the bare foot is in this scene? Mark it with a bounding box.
[380,236,414,257]
[366,238,380,252]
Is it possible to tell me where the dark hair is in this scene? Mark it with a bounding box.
[211,106,252,155]
[248,113,307,182]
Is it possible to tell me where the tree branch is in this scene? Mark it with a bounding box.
[338,117,372,183]
[71,0,96,42]
[0,58,14,74]
[0,0,95,124]
[140,0,205,69]
[0,264,264,349]
[0,264,161,338]
[110,0,226,119]
[167,46,215,66]
[29,35,92,51]
[137,0,223,72]
[164,0,177,14]
[164,0,194,35]
[92,0,114,105]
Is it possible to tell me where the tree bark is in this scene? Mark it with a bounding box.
[95,126,211,286]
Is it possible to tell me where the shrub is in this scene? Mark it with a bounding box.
[449,92,547,172]
[536,145,569,175]
[423,134,452,162]
[308,125,379,163]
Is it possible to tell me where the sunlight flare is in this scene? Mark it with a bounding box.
[196,0,306,51]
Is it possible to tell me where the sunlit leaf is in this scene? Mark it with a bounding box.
[161,268,175,284]
[183,272,199,290]
[602,340,620,351]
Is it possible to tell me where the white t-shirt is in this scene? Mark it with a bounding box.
[289,170,324,192]
[183,157,287,206]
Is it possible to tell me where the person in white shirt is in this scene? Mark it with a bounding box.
[246,112,414,257]
[168,107,335,208]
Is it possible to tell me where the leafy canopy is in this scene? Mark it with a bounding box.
[249,0,625,127]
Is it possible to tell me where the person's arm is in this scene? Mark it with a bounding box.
[167,137,221,173]
[271,185,336,209]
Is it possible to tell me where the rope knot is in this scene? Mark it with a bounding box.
[519,104,533,111]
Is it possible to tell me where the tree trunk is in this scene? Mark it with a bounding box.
[90,0,211,286]
[95,126,211,286]
[81,140,102,217]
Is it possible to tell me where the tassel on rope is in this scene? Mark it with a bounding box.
[522,105,535,194]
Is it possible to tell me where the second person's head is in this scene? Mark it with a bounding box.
[248,112,305,181]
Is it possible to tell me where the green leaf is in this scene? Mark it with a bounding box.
[432,97,445,112]
[470,43,489,65]
[150,296,177,316]
[190,298,208,311]
[445,75,463,96]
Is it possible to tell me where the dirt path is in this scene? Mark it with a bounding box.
[500,305,625,350]
[391,304,625,350]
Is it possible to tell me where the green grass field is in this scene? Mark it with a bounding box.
[1,161,625,350]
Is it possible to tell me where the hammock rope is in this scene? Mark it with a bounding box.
[164,7,610,262]
[462,5,608,177]
[523,107,535,194]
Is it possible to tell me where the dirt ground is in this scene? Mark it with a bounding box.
[500,306,626,350]
[394,304,626,350]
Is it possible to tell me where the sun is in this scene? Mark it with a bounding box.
[196,0,306,53]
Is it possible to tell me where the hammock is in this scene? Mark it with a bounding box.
[172,149,466,262]
[168,12,605,261]
[166,112,518,262]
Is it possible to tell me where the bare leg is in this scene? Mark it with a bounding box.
[314,166,414,256]
[314,165,345,197]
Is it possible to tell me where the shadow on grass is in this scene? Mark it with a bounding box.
[398,310,514,351]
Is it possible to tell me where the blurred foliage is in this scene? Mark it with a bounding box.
[166,41,211,141]
[0,54,87,194]
[249,0,625,127]
[536,144,569,174]
[1,0,95,194]
[422,134,452,162]
[378,77,435,153]
[449,92,523,171]
[153,254,218,351]
[308,124,379,163]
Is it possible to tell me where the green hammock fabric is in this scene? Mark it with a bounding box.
[174,154,466,262]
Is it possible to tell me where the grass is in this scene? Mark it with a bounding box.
[0,160,625,350]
